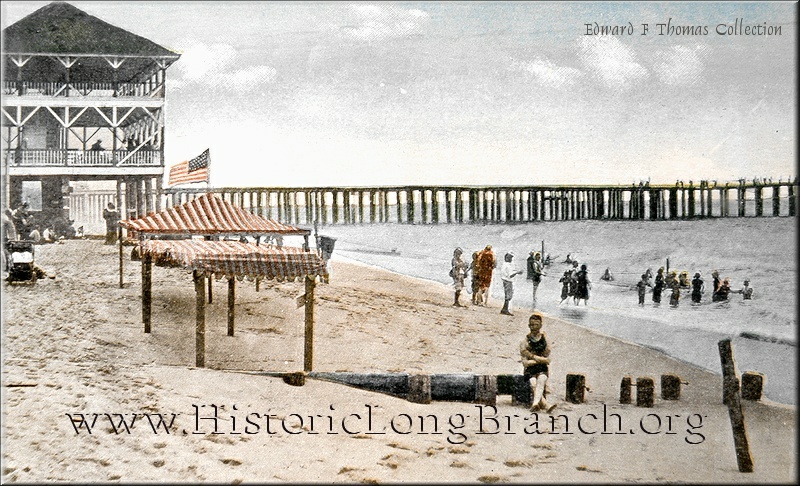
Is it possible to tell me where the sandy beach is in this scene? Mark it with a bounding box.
[1,239,796,483]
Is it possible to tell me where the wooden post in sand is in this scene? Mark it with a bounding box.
[741,371,764,401]
[118,227,124,288]
[661,373,682,400]
[718,339,754,472]
[303,275,316,372]
[227,278,235,336]
[636,377,655,407]
[620,376,632,404]
[194,271,206,368]
[142,253,152,333]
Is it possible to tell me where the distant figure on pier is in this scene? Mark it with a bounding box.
[500,252,523,316]
[91,140,104,151]
[559,270,571,304]
[450,247,469,307]
[652,267,665,304]
[691,272,704,303]
[575,264,591,306]
[475,245,496,307]
[469,251,481,305]
[636,273,651,306]
[713,278,732,302]
[736,279,753,300]
[600,267,614,281]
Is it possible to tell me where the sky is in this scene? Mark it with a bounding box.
[2,1,797,187]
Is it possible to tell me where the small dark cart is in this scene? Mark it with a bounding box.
[5,240,36,284]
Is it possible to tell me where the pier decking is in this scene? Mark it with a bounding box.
[163,179,797,226]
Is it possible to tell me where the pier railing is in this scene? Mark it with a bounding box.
[164,179,798,226]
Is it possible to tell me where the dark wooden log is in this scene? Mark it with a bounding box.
[566,373,586,404]
[620,376,632,404]
[283,371,306,387]
[430,374,477,402]
[661,373,681,400]
[636,377,655,407]
[408,374,432,404]
[718,339,754,472]
[309,372,410,398]
[741,371,764,401]
[496,374,517,395]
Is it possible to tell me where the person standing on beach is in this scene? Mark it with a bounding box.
[500,252,523,316]
[575,264,591,306]
[469,251,481,305]
[635,273,651,306]
[102,203,119,245]
[526,251,544,310]
[475,245,496,306]
[450,247,470,307]
[652,267,665,304]
[691,272,704,303]
[520,312,556,413]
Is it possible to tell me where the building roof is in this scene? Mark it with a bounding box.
[2,1,179,58]
[120,192,311,236]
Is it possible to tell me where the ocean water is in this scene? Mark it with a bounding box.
[318,217,797,405]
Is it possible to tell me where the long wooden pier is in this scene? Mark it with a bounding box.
[164,178,798,226]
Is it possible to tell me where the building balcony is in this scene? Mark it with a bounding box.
[4,149,162,176]
[3,80,164,99]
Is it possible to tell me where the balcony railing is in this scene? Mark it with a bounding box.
[5,149,161,167]
[3,80,165,98]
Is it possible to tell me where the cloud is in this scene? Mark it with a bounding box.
[171,41,276,89]
[341,4,430,40]
[509,57,583,89]
[652,45,708,86]
[577,36,648,90]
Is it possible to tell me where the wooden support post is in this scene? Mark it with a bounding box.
[620,376,632,404]
[661,373,682,400]
[118,228,124,288]
[421,189,428,224]
[194,271,206,368]
[636,377,655,407]
[566,373,586,404]
[142,253,152,333]
[227,277,235,336]
[207,274,213,304]
[755,186,763,216]
[789,184,796,217]
[408,374,432,404]
[772,186,780,217]
[303,275,316,372]
[718,339,754,472]
[741,371,764,401]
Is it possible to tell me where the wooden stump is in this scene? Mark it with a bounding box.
[636,377,655,407]
[741,372,764,401]
[661,373,682,400]
[619,376,632,404]
[511,375,532,406]
[565,373,586,404]
[475,375,497,406]
[408,374,432,404]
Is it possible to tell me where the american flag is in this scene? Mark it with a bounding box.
[167,149,210,186]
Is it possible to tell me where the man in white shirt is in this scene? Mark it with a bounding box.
[500,252,523,316]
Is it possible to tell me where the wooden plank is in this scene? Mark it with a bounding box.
[194,271,206,368]
[303,275,315,372]
[718,339,754,473]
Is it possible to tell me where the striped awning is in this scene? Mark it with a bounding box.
[141,239,327,280]
[120,192,310,235]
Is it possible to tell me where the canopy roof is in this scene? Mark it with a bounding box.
[141,239,327,280]
[3,2,179,58]
[120,193,310,236]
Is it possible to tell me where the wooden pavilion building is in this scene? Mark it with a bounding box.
[2,1,180,229]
